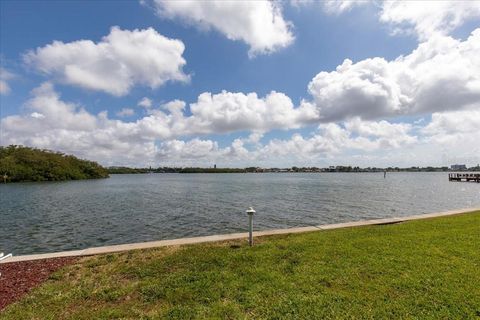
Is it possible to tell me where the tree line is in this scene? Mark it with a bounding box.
[0,145,109,182]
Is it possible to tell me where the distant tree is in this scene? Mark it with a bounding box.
[107,167,150,174]
[179,167,245,173]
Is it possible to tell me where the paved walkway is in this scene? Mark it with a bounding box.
[2,207,479,263]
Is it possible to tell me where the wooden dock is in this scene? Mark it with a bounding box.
[448,173,480,182]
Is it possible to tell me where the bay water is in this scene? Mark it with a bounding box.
[1,172,479,255]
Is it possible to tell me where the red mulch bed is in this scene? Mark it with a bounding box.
[0,257,78,310]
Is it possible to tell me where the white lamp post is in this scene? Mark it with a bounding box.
[246,207,256,246]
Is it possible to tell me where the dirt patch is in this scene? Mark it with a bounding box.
[0,257,78,310]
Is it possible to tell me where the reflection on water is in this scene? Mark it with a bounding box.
[1,172,479,254]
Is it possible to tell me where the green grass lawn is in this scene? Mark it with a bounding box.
[3,212,480,319]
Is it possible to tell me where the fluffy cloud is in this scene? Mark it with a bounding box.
[308,58,409,121]
[2,82,97,133]
[150,0,294,56]
[0,67,14,95]
[0,81,419,166]
[260,127,347,158]
[184,91,318,134]
[151,118,419,165]
[380,1,480,40]
[343,118,416,149]
[319,1,480,40]
[116,108,135,117]
[157,139,219,161]
[4,86,316,152]
[0,83,314,164]
[260,118,417,161]
[422,109,480,137]
[1,83,476,167]
[138,97,153,108]
[1,83,155,165]
[24,26,188,96]
[121,91,319,139]
[420,109,480,165]
[3,36,479,168]
[308,29,480,121]
[321,0,367,14]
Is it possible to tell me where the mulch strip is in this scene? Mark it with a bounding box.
[0,257,79,310]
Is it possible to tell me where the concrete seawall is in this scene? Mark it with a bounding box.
[2,207,479,263]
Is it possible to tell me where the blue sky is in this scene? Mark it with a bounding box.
[1,1,479,167]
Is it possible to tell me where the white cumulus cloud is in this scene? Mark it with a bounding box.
[420,109,480,165]
[24,26,189,96]
[422,109,480,137]
[150,0,294,56]
[308,28,480,121]
[184,91,318,134]
[1,85,477,166]
[0,83,317,165]
[318,0,480,40]
[380,0,480,40]
[260,118,417,160]
[3,82,97,133]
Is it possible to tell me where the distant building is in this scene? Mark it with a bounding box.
[451,164,467,171]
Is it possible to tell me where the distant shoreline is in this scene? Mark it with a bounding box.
[108,166,480,174]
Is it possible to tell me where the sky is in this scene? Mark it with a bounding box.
[1,0,479,168]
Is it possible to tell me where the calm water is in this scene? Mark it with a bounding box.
[1,173,479,255]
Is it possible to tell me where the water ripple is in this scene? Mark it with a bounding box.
[1,172,479,254]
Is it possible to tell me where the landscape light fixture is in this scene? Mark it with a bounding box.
[246,207,256,246]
